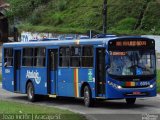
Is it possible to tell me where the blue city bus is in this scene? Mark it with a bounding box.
[2,36,156,107]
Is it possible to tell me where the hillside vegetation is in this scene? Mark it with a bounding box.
[6,0,160,34]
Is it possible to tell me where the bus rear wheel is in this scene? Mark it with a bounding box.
[126,98,136,105]
[84,86,94,107]
[27,82,37,102]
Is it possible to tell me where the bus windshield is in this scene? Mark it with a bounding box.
[108,50,156,76]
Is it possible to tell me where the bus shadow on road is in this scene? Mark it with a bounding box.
[9,95,153,109]
[92,100,147,109]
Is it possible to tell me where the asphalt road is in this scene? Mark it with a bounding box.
[0,84,160,120]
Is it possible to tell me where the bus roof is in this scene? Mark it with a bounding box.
[3,36,153,48]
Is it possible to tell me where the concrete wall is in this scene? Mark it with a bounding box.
[21,31,82,42]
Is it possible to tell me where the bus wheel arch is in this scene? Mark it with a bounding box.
[80,82,90,97]
[25,80,32,93]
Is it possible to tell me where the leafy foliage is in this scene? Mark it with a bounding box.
[112,18,137,30]
[6,0,51,19]
[157,70,160,93]
[55,0,68,11]
[6,0,160,34]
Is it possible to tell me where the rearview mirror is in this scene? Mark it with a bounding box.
[4,62,8,67]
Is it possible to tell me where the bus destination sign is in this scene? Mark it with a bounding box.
[108,39,155,50]
[116,41,147,47]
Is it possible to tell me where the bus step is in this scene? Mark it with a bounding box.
[96,97,105,99]
[49,94,57,98]
[14,91,20,93]
[97,94,105,97]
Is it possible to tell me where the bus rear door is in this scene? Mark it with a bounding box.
[14,50,21,92]
[47,49,58,95]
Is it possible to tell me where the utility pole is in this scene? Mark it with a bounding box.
[103,0,107,34]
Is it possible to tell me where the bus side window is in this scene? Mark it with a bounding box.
[82,46,93,67]
[70,46,81,67]
[4,48,13,67]
[34,48,46,67]
[22,48,33,66]
[59,47,70,67]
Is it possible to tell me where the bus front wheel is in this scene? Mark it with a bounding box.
[84,86,94,107]
[27,82,37,102]
[126,98,136,105]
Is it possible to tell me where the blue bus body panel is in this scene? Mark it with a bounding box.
[57,68,95,98]
[58,68,73,96]
[2,67,14,92]
[20,67,47,95]
[3,39,106,48]
[50,70,57,94]
[78,68,96,98]
[2,36,153,48]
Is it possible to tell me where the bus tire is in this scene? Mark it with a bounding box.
[84,86,94,107]
[27,82,37,102]
[126,98,136,105]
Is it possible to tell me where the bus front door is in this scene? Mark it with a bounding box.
[14,50,21,92]
[96,48,106,97]
[47,49,58,95]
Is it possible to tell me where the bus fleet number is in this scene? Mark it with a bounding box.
[140,82,150,86]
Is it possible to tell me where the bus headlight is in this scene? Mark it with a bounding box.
[108,81,122,89]
[117,85,122,89]
[149,84,154,88]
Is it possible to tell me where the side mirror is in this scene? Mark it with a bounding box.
[4,62,8,67]
[106,51,110,65]
[106,65,110,70]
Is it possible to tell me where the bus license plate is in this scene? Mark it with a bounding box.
[133,91,141,95]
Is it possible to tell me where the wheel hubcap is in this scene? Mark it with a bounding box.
[28,85,33,99]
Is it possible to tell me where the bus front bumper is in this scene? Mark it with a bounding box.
[105,80,156,99]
